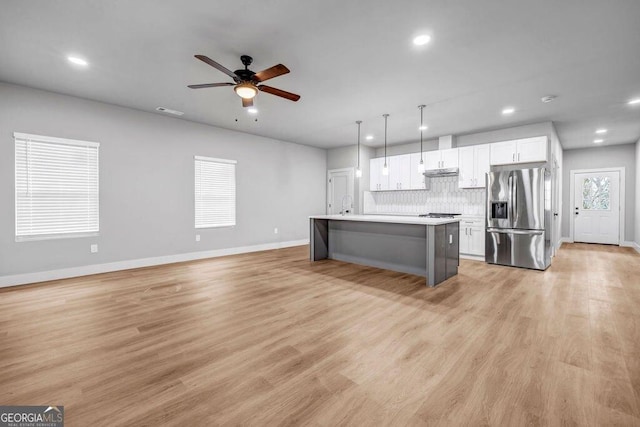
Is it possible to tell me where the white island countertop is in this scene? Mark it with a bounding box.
[309,214,460,226]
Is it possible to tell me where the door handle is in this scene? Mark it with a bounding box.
[487,228,544,235]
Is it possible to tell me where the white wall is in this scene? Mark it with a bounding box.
[561,143,636,242]
[0,83,326,280]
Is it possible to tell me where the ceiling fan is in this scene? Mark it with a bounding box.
[188,54,301,108]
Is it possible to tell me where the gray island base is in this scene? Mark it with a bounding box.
[309,215,460,287]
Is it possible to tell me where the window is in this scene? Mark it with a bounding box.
[14,133,99,241]
[582,176,610,210]
[194,156,236,228]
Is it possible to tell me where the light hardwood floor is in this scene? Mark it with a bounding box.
[1,243,640,426]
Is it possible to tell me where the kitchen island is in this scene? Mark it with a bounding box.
[309,215,460,287]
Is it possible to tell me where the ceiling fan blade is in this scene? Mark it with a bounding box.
[194,55,238,80]
[242,97,254,108]
[188,83,234,89]
[258,85,300,102]
[253,64,290,82]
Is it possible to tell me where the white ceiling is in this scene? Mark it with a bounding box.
[1,0,639,150]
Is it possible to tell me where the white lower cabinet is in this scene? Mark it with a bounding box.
[459,218,485,257]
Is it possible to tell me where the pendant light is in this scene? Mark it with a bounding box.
[417,105,426,173]
[382,114,389,176]
[355,120,362,178]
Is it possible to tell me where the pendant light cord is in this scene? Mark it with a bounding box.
[419,105,425,162]
[356,120,361,169]
[383,114,389,165]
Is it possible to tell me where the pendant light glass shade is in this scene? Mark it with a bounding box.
[355,120,362,178]
[382,113,389,176]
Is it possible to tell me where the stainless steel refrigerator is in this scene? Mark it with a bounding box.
[486,167,551,270]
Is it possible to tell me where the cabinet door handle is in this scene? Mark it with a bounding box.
[465,228,468,235]
[512,153,515,162]
[518,153,520,162]
[469,228,472,235]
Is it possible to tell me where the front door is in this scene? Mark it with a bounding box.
[327,168,354,214]
[573,171,620,244]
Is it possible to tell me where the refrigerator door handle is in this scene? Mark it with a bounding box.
[513,173,518,222]
[487,228,544,235]
[508,174,514,221]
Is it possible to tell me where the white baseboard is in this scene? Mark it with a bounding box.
[460,254,485,262]
[559,237,573,244]
[0,239,309,289]
[621,241,640,253]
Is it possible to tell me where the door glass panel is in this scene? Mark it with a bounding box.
[582,177,610,210]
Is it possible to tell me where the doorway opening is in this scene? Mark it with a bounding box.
[327,168,355,215]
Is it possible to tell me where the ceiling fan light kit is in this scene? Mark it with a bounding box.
[189,54,300,108]
[234,82,257,99]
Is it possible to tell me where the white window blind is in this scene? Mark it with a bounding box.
[14,132,100,241]
[195,156,236,228]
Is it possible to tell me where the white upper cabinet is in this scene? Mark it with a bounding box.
[369,157,389,191]
[441,148,459,168]
[425,148,459,170]
[516,137,548,163]
[409,152,428,189]
[458,145,490,188]
[490,136,547,165]
[388,154,411,190]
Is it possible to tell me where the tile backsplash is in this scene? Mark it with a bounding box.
[363,176,485,216]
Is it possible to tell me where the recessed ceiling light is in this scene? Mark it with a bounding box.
[502,107,515,115]
[247,107,258,114]
[593,139,604,143]
[67,56,88,66]
[541,95,557,103]
[413,34,431,46]
[419,125,428,131]
[365,135,374,141]
[595,128,607,134]
[628,98,640,105]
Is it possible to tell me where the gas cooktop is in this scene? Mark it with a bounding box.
[418,213,462,218]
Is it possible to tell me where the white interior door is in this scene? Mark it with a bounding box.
[573,171,620,244]
[328,168,354,214]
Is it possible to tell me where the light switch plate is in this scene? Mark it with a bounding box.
[195,234,201,242]
[90,244,98,253]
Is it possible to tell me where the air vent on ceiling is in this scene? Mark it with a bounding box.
[156,107,184,116]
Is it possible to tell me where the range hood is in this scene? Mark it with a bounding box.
[423,135,459,177]
[424,167,459,177]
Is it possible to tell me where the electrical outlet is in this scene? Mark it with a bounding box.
[90,244,98,253]
[274,228,278,234]
[195,234,201,242]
